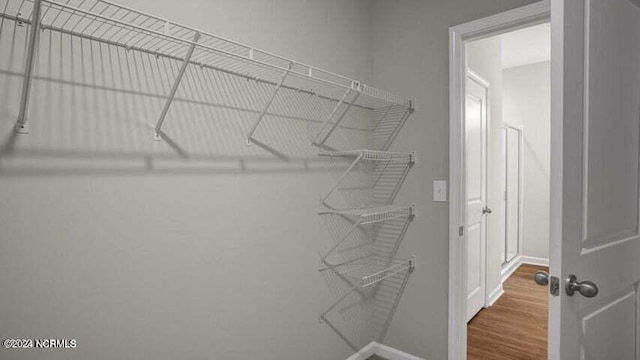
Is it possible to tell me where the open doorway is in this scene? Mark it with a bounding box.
[464,22,551,359]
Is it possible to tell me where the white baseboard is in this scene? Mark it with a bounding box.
[346,342,425,360]
[487,284,504,306]
[501,255,523,282]
[521,255,549,267]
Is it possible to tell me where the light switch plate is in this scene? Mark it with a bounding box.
[433,180,447,202]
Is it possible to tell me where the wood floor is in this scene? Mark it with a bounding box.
[467,264,548,360]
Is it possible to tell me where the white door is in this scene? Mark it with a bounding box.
[504,126,521,265]
[466,71,489,322]
[549,0,640,359]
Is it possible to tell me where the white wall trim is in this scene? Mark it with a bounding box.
[448,2,551,360]
[487,284,505,306]
[521,255,549,267]
[501,255,549,284]
[501,254,523,282]
[346,342,425,360]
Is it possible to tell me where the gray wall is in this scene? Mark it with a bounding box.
[503,61,551,261]
[467,36,505,304]
[0,1,372,359]
[370,0,539,359]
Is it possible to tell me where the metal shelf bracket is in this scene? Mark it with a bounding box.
[14,0,43,135]
[246,61,295,145]
[311,88,352,146]
[154,31,201,140]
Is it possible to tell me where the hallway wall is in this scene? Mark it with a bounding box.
[503,61,551,261]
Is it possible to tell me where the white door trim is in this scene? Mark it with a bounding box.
[448,2,551,360]
[503,123,524,267]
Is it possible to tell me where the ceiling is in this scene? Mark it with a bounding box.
[501,23,550,69]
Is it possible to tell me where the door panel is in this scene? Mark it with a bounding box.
[551,0,640,359]
[466,74,488,322]
[583,0,640,249]
[581,288,637,360]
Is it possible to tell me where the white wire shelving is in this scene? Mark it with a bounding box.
[336,256,415,288]
[2,0,414,142]
[320,255,415,287]
[319,150,414,162]
[319,204,415,225]
[309,91,415,150]
[318,150,415,208]
[0,0,420,351]
[318,205,415,269]
[319,255,415,351]
[311,100,415,151]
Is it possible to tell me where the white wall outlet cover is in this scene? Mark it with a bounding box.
[433,180,447,202]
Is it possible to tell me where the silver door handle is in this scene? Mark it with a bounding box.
[534,271,549,286]
[482,206,492,215]
[566,275,598,298]
[534,271,560,296]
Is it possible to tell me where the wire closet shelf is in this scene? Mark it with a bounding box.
[2,0,415,140]
[319,255,415,351]
[318,150,415,209]
[321,255,416,288]
[319,204,415,225]
[318,204,415,270]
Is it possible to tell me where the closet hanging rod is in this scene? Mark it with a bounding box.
[12,0,410,106]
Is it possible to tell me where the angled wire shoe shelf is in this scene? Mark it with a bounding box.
[318,205,415,269]
[313,89,418,350]
[318,150,415,209]
[2,0,414,145]
[311,99,415,152]
[319,255,415,351]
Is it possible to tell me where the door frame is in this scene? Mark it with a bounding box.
[502,123,524,270]
[448,2,551,360]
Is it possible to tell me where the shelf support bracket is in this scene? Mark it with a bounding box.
[14,0,43,134]
[320,152,364,206]
[315,87,360,147]
[154,31,201,140]
[246,61,294,145]
[319,314,358,352]
[380,104,413,151]
[376,257,414,342]
[319,218,364,266]
[320,282,362,321]
[311,88,351,146]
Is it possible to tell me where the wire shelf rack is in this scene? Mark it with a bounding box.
[319,150,414,162]
[319,204,414,225]
[311,100,415,152]
[318,150,415,209]
[326,255,415,288]
[318,205,415,269]
[1,0,414,142]
[319,255,415,351]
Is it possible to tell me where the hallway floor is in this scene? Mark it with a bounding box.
[467,264,548,360]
